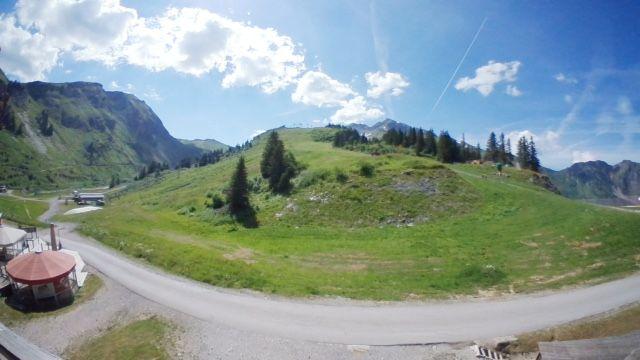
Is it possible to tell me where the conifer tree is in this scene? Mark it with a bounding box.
[260,131,279,178]
[498,133,506,163]
[506,138,513,165]
[424,129,437,155]
[516,136,530,169]
[528,137,541,172]
[437,131,458,163]
[484,132,498,162]
[228,156,251,215]
[415,128,425,156]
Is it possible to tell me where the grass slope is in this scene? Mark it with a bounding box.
[73,128,640,300]
[0,194,48,227]
[67,316,171,360]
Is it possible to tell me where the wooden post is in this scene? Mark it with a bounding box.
[49,224,57,251]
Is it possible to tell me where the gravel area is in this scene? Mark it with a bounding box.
[10,270,526,359]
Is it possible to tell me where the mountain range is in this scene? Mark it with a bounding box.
[0,68,204,189]
[348,119,411,139]
[544,160,640,205]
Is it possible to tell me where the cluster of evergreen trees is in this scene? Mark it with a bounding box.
[0,82,23,135]
[260,131,299,193]
[381,127,481,163]
[226,156,257,227]
[516,136,540,172]
[483,132,513,164]
[176,141,252,170]
[332,128,368,147]
[135,160,169,180]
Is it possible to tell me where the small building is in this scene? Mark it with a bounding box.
[0,218,26,261]
[72,191,105,206]
[6,250,78,309]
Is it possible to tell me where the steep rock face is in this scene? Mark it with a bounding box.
[0,74,202,188]
[545,160,640,204]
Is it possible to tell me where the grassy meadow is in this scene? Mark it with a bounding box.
[72,128,640,300]
[0,194,49,227]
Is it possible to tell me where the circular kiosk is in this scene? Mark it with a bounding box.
[0,222,26,261]
[6,250,77,308]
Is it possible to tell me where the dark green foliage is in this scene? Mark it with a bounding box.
[36,110,54,136]
[484,132,498,162]
[260,131,299,193]
[227,156,257,227]
[415,128,425,155]
[333,128,367,147]
[516,136,540,171]
[135,161,169,180]
[436,131,459,163]
[424,129,437,155]
[109,174,120,188]
[206,193,225,209]
[335,168,348,183]
[359,163,375,177]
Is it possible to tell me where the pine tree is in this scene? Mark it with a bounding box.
[528,137,540,172]
[484,132,498,162]
[424,129,437,155]
[228,156,251,215]
[415,128,425,156]
[437,131,458,163]
[516,136,530,169]
[498,133,506,163]
[506,138,513,165]
[408,127,417,147]
[260,131,279,178]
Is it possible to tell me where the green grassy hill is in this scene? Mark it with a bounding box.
[73,128,640,300]
[0,69,202,190]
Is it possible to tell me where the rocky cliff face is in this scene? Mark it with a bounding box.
[0,70,202,188]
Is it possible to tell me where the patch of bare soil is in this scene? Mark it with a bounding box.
[572,241,602,250]
[223,248,256,264]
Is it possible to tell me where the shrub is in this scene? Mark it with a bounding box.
[359,163,375,177]
[334,169,348,183]
[297,169,331,188]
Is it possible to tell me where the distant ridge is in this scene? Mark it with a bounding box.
[179,138,229,152]
[544,160,640,205]
[348,119,412,139]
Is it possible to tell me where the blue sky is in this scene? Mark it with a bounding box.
[1,0,639,169]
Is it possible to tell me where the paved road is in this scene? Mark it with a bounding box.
[45,222,640,346]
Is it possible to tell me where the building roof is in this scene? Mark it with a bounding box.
[0,225,27,246]
[7,251,75,285]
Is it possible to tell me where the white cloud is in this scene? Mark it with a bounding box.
[616,96,633,115]
[564,94,573,104]
[365,71,409,98]
[109,80,120,89]
[142,87,162,101]
[291,71,355,107]
[329,96,384,124]
[0,15,60,81]
[250,129,266,138]
[571,150,596,163]
[505,85,522,97]
[554,73,578,84]
[455,60,521,96]
[2,1,305,93]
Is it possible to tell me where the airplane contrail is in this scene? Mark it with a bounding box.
[428,17,488,118]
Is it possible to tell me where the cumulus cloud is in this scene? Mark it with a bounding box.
[329,96,384,124]
[1,0,305,93]
[571,150,596,163]
[365,71,409,98]
[0,15,60,80]
[455,60,521,96]
[554,73,578,84]
[291,71,355,107]
[505,85,522,97]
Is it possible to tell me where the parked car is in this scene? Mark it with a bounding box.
[0,185,7,193]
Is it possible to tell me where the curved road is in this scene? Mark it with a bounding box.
[45,222,640,346]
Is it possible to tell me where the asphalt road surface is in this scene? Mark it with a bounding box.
[47,224,640,346]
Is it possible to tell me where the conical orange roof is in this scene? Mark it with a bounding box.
[7,251,75,285]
